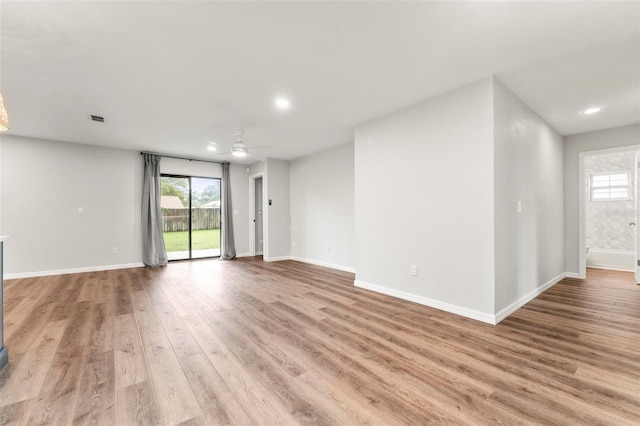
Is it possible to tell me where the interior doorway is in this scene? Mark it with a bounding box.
[579,146,640,281]
[160,175,221,260]
[249,173,266,257]
[254,177,264,254]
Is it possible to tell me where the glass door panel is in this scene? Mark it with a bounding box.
[160,176,191,261]
[160,175,221,261]
[191,177,221,259]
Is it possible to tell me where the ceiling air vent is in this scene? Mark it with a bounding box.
[90,115,105,122]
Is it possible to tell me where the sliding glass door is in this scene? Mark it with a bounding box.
[160,175,221,260]
[190,177,221,259]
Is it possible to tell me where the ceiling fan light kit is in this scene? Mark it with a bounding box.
[231,129,248,157]
[212,128,271,159]
[232,145,248,157]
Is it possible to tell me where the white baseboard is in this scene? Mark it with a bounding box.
[564,272,583,279]
[259,255,356,274]
[4,262,145,280]
[235,253,253,258]
[354,280,496,325]
[289,256,355,273]
[586,265,634,272]
[263,255,291,262]
[355,273,567,325]
[494,273,565,324]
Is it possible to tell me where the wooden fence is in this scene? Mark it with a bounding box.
[162,208,220,232]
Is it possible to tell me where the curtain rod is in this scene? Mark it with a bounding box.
[140,151,228,165]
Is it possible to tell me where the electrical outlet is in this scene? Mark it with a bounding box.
[77,207,84,215]
[410,264,418,276]
[112,247,119,254]
[325,245,330,252]
[292,241,296,247]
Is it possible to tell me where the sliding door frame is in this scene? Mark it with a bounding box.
[161,173,221,261]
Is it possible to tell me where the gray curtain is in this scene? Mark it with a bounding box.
[142,154,168,267]
[220,162,236,259]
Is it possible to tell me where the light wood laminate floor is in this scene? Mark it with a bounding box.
[1,259,639,425]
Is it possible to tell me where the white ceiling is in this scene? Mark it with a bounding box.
[1,1,639,164]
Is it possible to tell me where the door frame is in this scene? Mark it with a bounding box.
[160,174,221,261]
[249,173,267,257]
[578,145,640,279]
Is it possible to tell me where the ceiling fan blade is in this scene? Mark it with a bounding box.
[212,151,232,156]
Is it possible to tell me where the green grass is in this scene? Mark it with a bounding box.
[163,229,220,252]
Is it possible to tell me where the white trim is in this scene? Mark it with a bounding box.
[4,262,145,280]
[586,265,634,272]
[355,274,566,325]
[248,172,265,257]
[494,273,565,324]
[263,255,291,262]
[259,255,356,273]
[565,272,584,279]
[235,252,253,258]
[289,256,355,273]
[579,145,640,281]
[354,280,496,325]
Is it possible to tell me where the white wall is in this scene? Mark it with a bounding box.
[265,158,290,259]
[249,160,266,176]
[0,135,252,276]
[290,142,355,272]
[161,157,222,177]
[493,78,565,314]
[1,135,143,275]
[564,124,640,274]
[354,78,496,319]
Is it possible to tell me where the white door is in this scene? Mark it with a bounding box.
[255,177,264,254]
[635,152,640,283]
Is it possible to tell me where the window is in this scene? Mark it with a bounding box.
[590,171,631,201]
[160,175,221,260]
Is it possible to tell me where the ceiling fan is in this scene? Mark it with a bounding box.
[212,129,272,158]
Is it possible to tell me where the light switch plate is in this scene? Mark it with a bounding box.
[410,265,418,276]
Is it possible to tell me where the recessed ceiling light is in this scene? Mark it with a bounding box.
[207,145,217,152]
[275,97,290,110]
[580,107,603,115]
